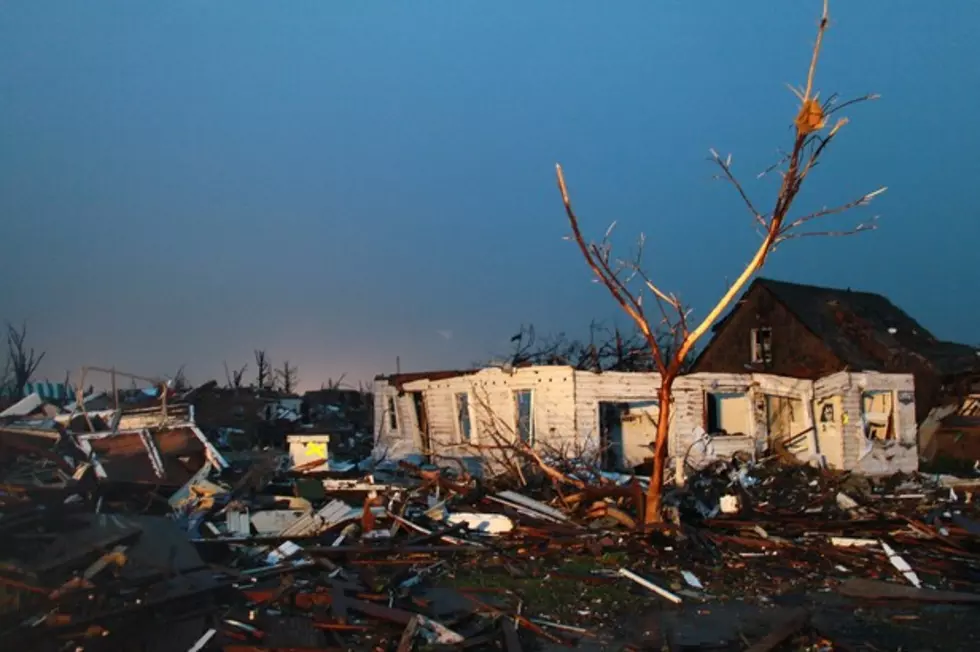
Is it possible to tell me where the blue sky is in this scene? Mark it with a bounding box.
[1,1,977,389]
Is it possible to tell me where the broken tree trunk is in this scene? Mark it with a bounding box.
[646,382,673,523]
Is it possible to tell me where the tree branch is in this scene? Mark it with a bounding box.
[711,149,768,229]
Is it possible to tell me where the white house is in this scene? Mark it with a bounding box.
[372,365,917,476]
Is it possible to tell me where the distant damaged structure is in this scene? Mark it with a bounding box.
[0,367,228,489]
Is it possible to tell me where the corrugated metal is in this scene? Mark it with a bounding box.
[278,499,358,537]
[21,382,75,401]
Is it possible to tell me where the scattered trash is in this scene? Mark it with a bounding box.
[720,494,740,514]
[681,570,704,590]
[836,492,860,510]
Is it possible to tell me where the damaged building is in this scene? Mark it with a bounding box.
[0,384,228,490]
[373,366,917,476]
[374,278,977,477]
[693,278,980,469]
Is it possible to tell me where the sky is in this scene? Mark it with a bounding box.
[1,1,977,391]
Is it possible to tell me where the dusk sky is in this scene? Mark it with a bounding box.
[1,1,977,391]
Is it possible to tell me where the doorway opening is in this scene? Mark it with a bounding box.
[598,400,660,472]
[410,392,431,463]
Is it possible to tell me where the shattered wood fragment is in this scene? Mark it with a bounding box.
[530,618,595,637]
[386,510,482,547]
[188,628,217,652]
[416,614,465,644]
[446,511,515,534]
[0,574,48,595]
[880,540,922,588]
[831,537,878,548]
[310,621,369,631]
[494,491,569,521]
[618,568,682,604]
[396,614,421,652]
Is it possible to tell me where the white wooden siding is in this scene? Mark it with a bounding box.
[573,371,661,460]
[404,366,578,454]
[373,367,917,475]
[372,380,422,460]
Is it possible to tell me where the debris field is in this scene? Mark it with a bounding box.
[2,395,980,652]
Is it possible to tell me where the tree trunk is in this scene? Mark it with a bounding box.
[644,377,675,524]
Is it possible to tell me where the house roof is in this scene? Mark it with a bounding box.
[722,278,979,376]
[375,369,475,390]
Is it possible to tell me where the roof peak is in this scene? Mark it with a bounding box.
[754,277,884,298]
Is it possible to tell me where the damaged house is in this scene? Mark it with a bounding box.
[373,278,977,477]
[692,278,980,471]
[0,387,228,490]
[373,365,917,477]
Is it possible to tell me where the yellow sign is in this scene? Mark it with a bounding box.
[304,441,328,459]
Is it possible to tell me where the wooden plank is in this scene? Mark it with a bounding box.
[396,615,420,652]
[838,578,980,604]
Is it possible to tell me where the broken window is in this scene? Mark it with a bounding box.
[387,396,398,431]
[705,392,751,436]
[751,327,773,364]
[861,390,895,440]
[455,392,472,441]
[514,389,534,445]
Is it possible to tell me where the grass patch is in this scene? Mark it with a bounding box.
[438,554,634,620]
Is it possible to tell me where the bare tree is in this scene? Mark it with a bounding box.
[1,355,12,395]
[276,361,299,394]
[171,365,191,392]
[224,361,248,389]
[556,0,883,524]
[254,350,271,390]
[497,321,693,373]
[6,321,45,397]
[322,373,348,390]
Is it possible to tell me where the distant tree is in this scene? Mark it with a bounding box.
[495,321,695,373]
[254,350,271,389]
[276,361,299,394]
[1,355,12,395]
[321,373,348,390]
[224,361,248,389]
[6,321,45,397]
[171,365,191,392]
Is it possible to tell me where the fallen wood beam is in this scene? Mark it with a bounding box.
[838,578,980,604]
[396,615,421,652]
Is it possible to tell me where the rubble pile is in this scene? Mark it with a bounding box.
[2,394,980,650]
